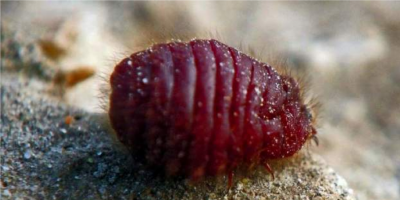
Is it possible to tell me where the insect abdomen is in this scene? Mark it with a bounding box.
[109,39,315,180]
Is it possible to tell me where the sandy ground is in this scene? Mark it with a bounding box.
[1,1,400,200]
[1,73,353,200]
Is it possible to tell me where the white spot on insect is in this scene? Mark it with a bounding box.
[137,89,145,96]
[269,107,275,113]
[142,78,149,84]
[127,60,132,66]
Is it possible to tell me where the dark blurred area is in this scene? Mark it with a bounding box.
[2,2,400,199]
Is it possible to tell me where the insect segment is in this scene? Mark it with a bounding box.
[108,39,317,182]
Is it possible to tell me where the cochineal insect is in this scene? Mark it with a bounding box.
[108,39,317,184]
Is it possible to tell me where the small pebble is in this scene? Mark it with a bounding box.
[2,166,10,171]
[24,150,32,159]
[3,189,11,197]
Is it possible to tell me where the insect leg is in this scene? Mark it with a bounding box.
[263,162,275,180]
[227,170,234,189]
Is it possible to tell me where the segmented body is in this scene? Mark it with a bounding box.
[109,39,316,180]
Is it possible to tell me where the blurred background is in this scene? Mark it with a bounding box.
[2,2,400,200]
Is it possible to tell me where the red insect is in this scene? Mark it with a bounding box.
[108,39,317,184]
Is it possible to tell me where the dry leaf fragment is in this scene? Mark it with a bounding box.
[38,39,67,60]
[54,67,95,88]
